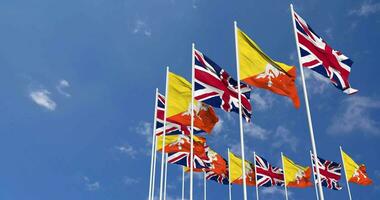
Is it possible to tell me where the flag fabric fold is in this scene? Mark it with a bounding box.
[255,154,284,187]
[237,27,300,108]
[167,72,219,133]
[194,48,252,122]
[293,10,358,94]
[341,150,372,185]
[311,154,343,190]
[282,154,312,188]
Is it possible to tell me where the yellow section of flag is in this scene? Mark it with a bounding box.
[167,72,192,118]
[341,150,359,179]
[282,154,312,187]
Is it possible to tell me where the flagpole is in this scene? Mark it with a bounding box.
[182,167,185,200]
[228,148,232,200]
[234,20,248,200]
[159,67,170,200]
[151,132,158,200]
[204,171,207,200]
[310,150,320,200]
[190,43,195,200]
[289,4,324,200]
[148,88,159,200]
[253,152,259,200]
[164,153,168,200]
[340,146,353,200]
[281,152,289,200]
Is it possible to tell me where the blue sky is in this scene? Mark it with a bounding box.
[1,0,380,199]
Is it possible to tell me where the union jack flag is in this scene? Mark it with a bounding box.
[205,167,229,185]
[155,93,202,136]
[293,10,358,94]
[194,49,252,122]
[167,151,211,169]
[311,154,343,190]
[255,154,284,187]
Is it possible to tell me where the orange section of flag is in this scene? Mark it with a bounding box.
[349,165,373,185]
[287,167,313,188]
[237,28,300,108]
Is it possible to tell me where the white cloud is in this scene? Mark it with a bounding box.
[132,19,152,37]
[135,121,153,144]
[56,79,71,97]
[328,96,380,135]
[213,119,224,135]
[244,122,270,140]
[324,28,333,39]
[115,144,137,158]
[29,89,57,111]
[250,92,275,111]
[272,126,299,152]
[301,69,331,94]
[123,176,139,185]
[350,1,380,16]
[261,187,292,198]
[83,176,100,191]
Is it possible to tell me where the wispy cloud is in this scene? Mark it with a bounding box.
[272,126,299,152]
[301,69,331,94]
[261,187,291,199]
[135,121,153,144]
[56,79,71,97]
[244,122,270,140]
[250,91,275,111]
[350,1,380,16]
[328,96,380,135]
[132,19,152,37]
[115,144,137,158]
[213,118,224,135]
[83,176,100,191]
[123,176,139,185]
[29,89,57,111]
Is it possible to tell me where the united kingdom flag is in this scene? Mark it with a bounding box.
[311,154,343,190]
[293,10,358,94]
[155,93,202,136]
[255,154,284,187]
[194,49,252,122]
[205,168,229,185]
[167,151,211,169]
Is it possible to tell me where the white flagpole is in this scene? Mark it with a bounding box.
[163,153,168,200]
[253,152,259,200]
[310,150,320,200]
[228,148,232,200]
[148,89,159,200]
[182,167,185,200]
[289,4,324,200]
[190,43,195,200]
[204,171,207,200]
[340,146,353,200]
[233,20,248,200]
[159,67,170,200]
[281,152,289,200]
[151,132,158,200]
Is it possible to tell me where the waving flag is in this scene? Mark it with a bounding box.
[194,49,252,121]
[155,93,203,136]
[167,72,219,133]
[341,150,372,185]
[167,152,211,169]
[255,154,284,187]
[282,154,312,188]
[311,154,343,190]
[229,151,256,186]
[156,135,208,160]
[293,10,358,94]
[236,27,300,108]
[204,149,230,185]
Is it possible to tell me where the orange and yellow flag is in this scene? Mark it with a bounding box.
[167,72,219,133]
[237,28,300,108]
[229,151,256,186]
[282,154,312,188]
[341,150,372,185]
